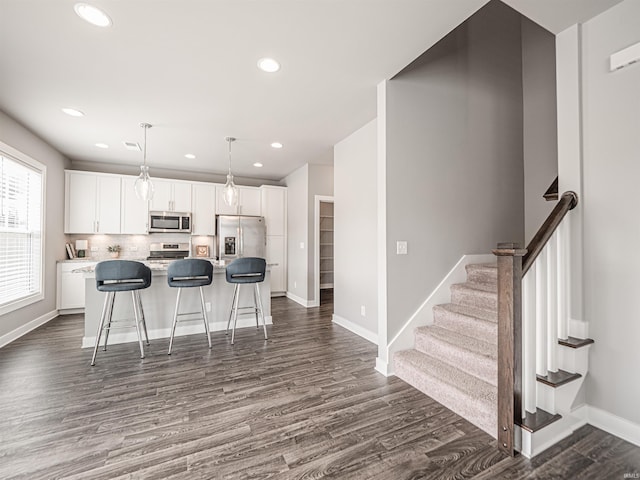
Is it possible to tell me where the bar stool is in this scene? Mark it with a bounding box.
[91,260,152,366]
[167,259,213,354]
[225,257,268,344]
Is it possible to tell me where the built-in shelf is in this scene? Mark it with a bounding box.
[319,202,334,290]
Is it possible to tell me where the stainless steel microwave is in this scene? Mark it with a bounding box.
[148,211,191,233]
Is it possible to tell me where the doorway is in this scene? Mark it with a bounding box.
[314,196,334,306]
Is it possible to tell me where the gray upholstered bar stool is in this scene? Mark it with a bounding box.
[167,259,213,354]
[91,260,152,366]
[225,257,268,344]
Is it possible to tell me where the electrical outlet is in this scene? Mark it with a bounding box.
[129,246,138,251]
[396,241,408,255]
[90,246,98,252]
[361,305,366,317]
[205,302,211,312]
[294,281,297,288]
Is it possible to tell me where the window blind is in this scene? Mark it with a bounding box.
[0,153,43,308]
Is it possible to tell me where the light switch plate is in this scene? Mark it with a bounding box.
[397,241,408,255]
[299,242,305,249]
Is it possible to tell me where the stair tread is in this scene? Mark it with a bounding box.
[518,408,562,433]
[434,303,498,324]
[394,349,496,437]
[466,263,497,271]
[536,369,582,387]
[558,337,594,348]
[415,325,497,359]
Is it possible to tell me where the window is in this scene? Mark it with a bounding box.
[0,144,45,315]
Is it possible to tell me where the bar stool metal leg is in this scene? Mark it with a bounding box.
[199,286,212,349]
[255,283,268,340]
[231,284,241,345]
[253,287,260,329]
[131,291,145,359]
[103,291,116,351]
[92,291,113,366]
[226,284,238,335]
[136,291,150,345]
[168,288,182,355]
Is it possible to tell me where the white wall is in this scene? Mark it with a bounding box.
[522,17,558,243]
[382,1,525,344]
[284,164,308,301]
[334,120,378,337]
[580,0,640,424]
[0,110,70,338]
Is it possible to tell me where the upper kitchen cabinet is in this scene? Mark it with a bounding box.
[121,176,149,234]
[192,182,216,235]
[65,171,121,234]
[260,186,287,236]
[150,179,192,213]
[215,185,261,216]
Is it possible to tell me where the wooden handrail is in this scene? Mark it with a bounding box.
[522,191,578,275]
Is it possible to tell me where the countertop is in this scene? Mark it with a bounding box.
[71,259,276,274]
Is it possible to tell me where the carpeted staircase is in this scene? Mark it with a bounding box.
[394,263,499,437]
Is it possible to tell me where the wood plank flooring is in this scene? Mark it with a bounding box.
[1,290,639,479]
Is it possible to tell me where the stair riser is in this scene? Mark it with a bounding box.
[451,288,497,311]
[414,332,497,386]
[394,355,496,437]
[433,308,497,346]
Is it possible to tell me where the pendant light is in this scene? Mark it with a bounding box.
[134,122,154,201]
[222,136,239,206]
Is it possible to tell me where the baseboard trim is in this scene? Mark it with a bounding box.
[0,309,59,349]
[375,357,393,377]
[588,405,640,448]
[82,316,273,349]
[286,291,314,308]
[332,314,378,345]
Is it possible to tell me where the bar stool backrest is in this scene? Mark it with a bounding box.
[167,259,214,287]
[95,260,152,292]
[225,257,266,284]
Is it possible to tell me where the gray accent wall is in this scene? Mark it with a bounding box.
[581,0,640,424]
[0,109,70,338]
[383,0,525,342]
[334,120,378,336]
[522,17,559,243]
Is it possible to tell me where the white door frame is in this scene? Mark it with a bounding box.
[314,195,334,306]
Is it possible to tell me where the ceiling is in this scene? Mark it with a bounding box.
[0,0,622,182]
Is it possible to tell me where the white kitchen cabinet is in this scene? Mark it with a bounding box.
[121,176,149,234]
[150,179,192,212]
[65,171,121,234]
[266,235,286,294]
[192,183,216,235]
[215,185,262,216]
[57,261,97,312]
[260,186,287,236]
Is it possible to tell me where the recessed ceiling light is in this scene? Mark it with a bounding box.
[253,162,263,168]
[271,142,283,149]
[74,3,112,27]
[62,107,85,117]
[95,143,109,149]
[257,58,280,73]
[185,154,196,159]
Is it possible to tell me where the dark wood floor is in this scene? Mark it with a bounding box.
[1,290,639,479]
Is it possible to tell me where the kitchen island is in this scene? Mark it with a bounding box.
[78,261,272,348]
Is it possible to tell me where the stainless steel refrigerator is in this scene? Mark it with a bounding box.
[215,215,266,261]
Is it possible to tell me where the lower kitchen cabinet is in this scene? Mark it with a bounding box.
[57,261,96,312]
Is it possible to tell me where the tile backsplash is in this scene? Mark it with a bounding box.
[66,234,215,261]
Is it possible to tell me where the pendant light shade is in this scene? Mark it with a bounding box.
[223,136,238,206]
[134,122,154,201]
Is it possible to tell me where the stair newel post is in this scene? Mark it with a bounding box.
[493,242,527,456]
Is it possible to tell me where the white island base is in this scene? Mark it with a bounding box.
[82,268,271,348]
